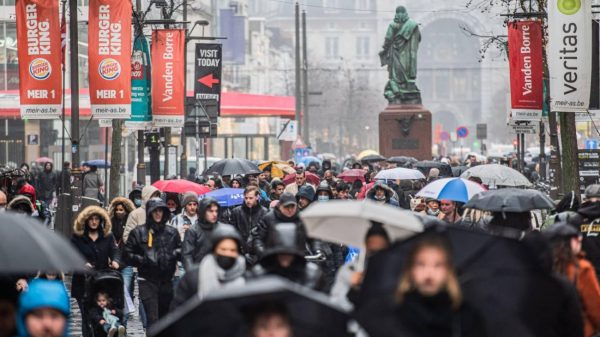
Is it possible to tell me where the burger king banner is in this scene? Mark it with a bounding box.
[507,21,543,121]
[88,0,132,119]
[16,0,62,119]
[548,0,592,112]
[151,29,185,127]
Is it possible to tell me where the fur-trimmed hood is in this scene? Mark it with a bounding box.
[108,197,136,218]
[7,195,34,213]
[73,205,112,236]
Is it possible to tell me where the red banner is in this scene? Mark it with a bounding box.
[88,0,132,119]
[151,29,185,127]
[508,21,543,121]
[16,0,62,119]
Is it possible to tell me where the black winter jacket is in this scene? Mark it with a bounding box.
[70,233,120,299]
[578,202,600,280]
[181,198,221,270]
[251,207,309,258]
[247,257,324,291]
[229,203,267,253]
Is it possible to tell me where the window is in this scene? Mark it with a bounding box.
[356,37,369,59]
[356,0,371,11]
[325,37,339,59]
[5,23,18,90]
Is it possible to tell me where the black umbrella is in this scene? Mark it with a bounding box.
[149,277,351,337]
[360,154,386,163]
[202,158,261,177]
[387,156,417,167]
[0,213,87,273]
[357,225,580,337]
[464,188,555,212]
[451,165,468,177]
[414,161,453,177]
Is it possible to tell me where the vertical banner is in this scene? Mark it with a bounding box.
[126,34,152,130]
[16,0,62,119]
[508,21,544,121]
[548,0,592,112]
[194,43,223,115]
[88,0,132,119]
[151,29,185,127]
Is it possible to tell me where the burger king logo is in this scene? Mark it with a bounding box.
[29,58,51,80]
[98,58,121,80]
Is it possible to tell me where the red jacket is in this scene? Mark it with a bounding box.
[568,254,600,337]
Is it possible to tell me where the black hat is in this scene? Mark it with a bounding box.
[210,224,243,251]
[279,193,297,207]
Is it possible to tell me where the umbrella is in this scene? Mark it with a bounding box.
[375,168,425,181]
[0,213,87,273]
[416,178,486,203]
[82,159,110,169]
[357,149,380,160]
[298,156,322,168]
[338,169,366,183]
[199,188,245,207]
[357,225,574,337]
[258,161,294,179]
[319,153,337,160]
[414,161,453,177]
[300,200,423,248]
[152,179,211,195]
[460,164,532,187]
[464,188,554,212]
[34,157,53,164]
[149,277,351,337]
[386,156,417,166]
[283,171,320,186]
[203,158,260,177]
[360,154,386,163]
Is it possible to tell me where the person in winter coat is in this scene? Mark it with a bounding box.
[123,198,181,327]
[247,223,324,290]
[123,185,161,243]
[438,200,462,225]
[82,165,104,201]
[71,206,120,337]
[57,161,71,196]
[297,185,315,210]
[108,197,136,247]
[165,193,182,219]
[284,169,314,195]
[7,195,35,216]
[88,291,125,337]
[14,279,70,337]
[365,182,399,206]
[578,184,600,281]
[181,197,223,270]
[229,186,268,256]
[169,192,200,241]
[314,181,333,202]
[128,186,143,208]
[172,224,246,307]
[545,223,600,337]
[37,162,57,206]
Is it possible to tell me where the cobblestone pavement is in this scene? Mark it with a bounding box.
[65,276,146,337]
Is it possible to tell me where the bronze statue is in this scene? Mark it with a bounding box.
[380,6,422,105]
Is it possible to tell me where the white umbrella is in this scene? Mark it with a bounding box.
[460,164,532,187]
[375,167,425,180]
[416,178,486,203]
[300,200,423,249]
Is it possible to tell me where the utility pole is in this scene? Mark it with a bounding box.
[69,0,82,211]
[294,2,302,138]
[302,9,309,145]
[135,0,146,185]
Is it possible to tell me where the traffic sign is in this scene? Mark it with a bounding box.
[456,126,469,139]
[586,139,599,150]
[440,131,450,142]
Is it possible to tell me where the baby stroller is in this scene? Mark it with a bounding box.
[84,269,124,337]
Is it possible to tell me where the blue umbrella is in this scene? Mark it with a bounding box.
[299,156,322,167]
[82,159,110,169]
[199,188,245,207]
[416,178,486,203]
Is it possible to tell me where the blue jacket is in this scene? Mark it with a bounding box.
[16,279,70,337]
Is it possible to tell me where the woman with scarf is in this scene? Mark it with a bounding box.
[172,223,246,307]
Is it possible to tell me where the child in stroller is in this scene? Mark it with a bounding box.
[89,291,126,337]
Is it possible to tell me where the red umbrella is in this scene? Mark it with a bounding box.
[338,169,366,183]
[35,157,53,164]
[152,179,211,195]
[283,172,320,186]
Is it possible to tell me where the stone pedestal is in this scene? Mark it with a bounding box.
[379,105,432,160]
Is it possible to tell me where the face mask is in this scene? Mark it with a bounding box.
[318,195,329,202]
[427,209,440,216]
[215,255,237,270]
[169,207,176,212]
[134,199,142,207]
[374,194,386,201]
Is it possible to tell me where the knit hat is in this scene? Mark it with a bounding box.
[297,185,315,202]
[17,279,70,337]
[181,192,198,207]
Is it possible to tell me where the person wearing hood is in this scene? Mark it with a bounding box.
[7,196,35,216]
[172,224,246,307]
[108,197,136,247]
[128,186,143,209]
[545,222,600,337]
[247,223,323,290]
[315,181,333,202]
[14,279,70,337]
[297,185,316,210]
[578,184,600,281]
[181,197,223,270]
[230,176,244,189]
[123,185,161,243]
[366,182,399,207]
[37,162,57,207]
[71,206,120,337]
[229,186,268,257]
[165,193,182,219]
[124,198,181,327]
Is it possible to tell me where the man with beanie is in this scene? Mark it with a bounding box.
[124,198,181,327]
[182,197,223,270]
[169,192,199,240]
[15,279,70,337]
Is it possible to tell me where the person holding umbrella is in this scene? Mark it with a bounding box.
[439,200,462,225]
[181,197,224,270]
[172,224,246,306]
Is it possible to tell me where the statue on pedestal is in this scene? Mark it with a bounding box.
[380,6,422,105]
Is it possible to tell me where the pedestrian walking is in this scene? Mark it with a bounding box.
[169,192,200,240]
[229,186,268,258]
[123,198,181,327]
[438,200,462,225]
[122,185,161,243]
[172,224,246,306]
[57,161,71,196]
[181,197,223,270]
[365,181,399,206]
[108,197,136,247]
[82,164,105,203]
[284,169,313,195]
[37,162,57,207]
